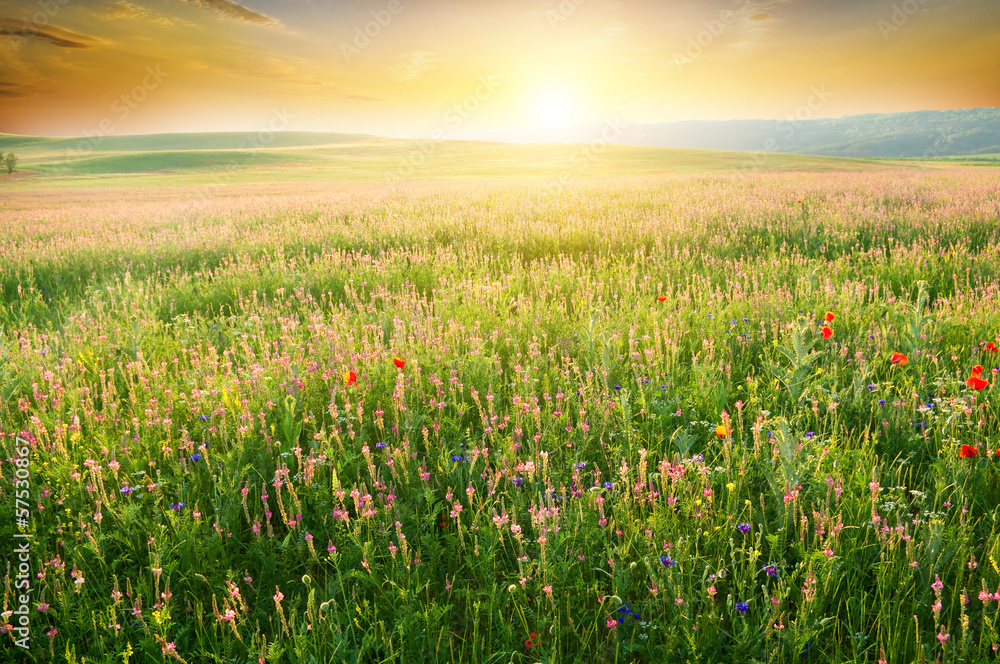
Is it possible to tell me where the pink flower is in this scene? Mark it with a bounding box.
[606,618,618,630]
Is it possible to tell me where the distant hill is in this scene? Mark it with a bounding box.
[0,131,381,153]
[0,129,904,189]
[456,108,1000,159]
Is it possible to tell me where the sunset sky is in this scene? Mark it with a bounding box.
[1,0,998,138]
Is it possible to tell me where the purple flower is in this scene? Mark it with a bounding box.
[170,502,184,511]
[736,601,749,613]
[659,555,676,567]
[737,522,751,533]
[190,453,201,462]
[764,563,780,577]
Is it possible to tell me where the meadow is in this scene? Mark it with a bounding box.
[3,165,1000,663]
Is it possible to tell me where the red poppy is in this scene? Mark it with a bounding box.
[891,352,908,366]
[657,296,667,302]
[987,342,998,353]
[393,357,406,369]
[824,311,835,323]
[344,370,357,387]
[959,444,978,458]
[972,365,984,376]
[797,200,803,204]
[968,375,989,390]
[821,326,833,340]
[524,632,539,650]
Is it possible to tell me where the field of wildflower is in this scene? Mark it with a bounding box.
[3,168,1000,663]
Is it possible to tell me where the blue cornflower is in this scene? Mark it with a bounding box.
[375,441,387,448]
[805,432,815,437]
[171,502,184,511]
[512,476,523,486]
[763,563,780,577]
[199,415,209,421]
[450,455,463,462]
[659,555,676,567]
[616,603,639,620]
[574,461,586,470]
[801,642,812,658]
[737,522,751,533]
[878,399,886,405]
[120,486,135,494]
[614,385,621,390]
[660,385,667,389]
[603,482,615,489]
[867,384,876,390]
[190,453,201,462]
[736,601,749,613]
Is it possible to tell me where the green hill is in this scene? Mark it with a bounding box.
[0,129,974,190]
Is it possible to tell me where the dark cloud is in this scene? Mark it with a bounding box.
[0,82,27,97]
[0,17,97,48]
[178,0,280,26]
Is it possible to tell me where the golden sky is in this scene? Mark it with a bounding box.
[1,0,998,137]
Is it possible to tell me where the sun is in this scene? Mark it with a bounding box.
[530,86,581,130]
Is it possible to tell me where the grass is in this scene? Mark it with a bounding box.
[0,130,934,191]
[2,162,1000,663]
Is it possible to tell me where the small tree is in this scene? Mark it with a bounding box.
[3,152,16,175]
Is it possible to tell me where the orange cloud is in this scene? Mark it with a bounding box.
[0,17,98,48]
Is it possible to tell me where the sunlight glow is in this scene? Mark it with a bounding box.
[530,86,581,130]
